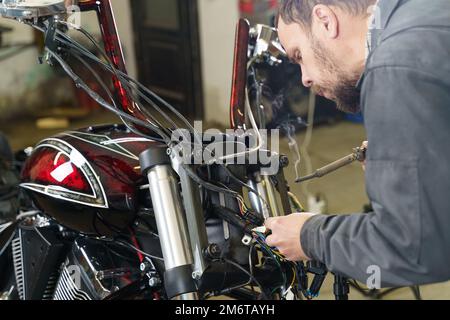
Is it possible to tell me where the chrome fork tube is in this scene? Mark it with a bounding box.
[262,175,282,217]
[140,148,198,300]
[249,172,284,219]
[147,165,193,269]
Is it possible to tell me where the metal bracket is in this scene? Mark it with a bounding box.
[168,147,209,280]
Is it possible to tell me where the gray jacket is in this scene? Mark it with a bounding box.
[301,0,450,287]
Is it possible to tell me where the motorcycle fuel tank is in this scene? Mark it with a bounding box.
[20,124,162,236]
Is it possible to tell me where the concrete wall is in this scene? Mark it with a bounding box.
[0,19,43,96]
[0,0,238,127]
[0,0,138,120]
[68,0,138,79]
[198,0,240,127]
[81,0,240,128]
[111,0,137,79]
[0,19,57,118]
[85,0,137,79]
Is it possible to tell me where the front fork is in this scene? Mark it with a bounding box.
[248,157,293,219]
[140,147,198,300]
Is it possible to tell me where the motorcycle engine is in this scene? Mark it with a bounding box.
[11,222,143,300]
[53,238,143,300]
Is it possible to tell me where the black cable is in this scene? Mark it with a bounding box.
[248,243,256,286]
[32,22,243,199]
[105,243,139,264]
[55,28,202,145]
[95,212,124,235]
[350,279,371,292]
[57,34,202,148]
[135,216,159,238]
[62,33,172,140]
[411,286,422,300]
[78,55,168,140]
[73,25,182,134]
[183,165,240,198]
[253,236,288,293]
[115,240,164,262]
[222,258,269,300]
[54,39,238,199]
[56,30,261,185]
[118,76,174,138]
[69,51,166,143]
[46,48,171,143]
[27,20,170,141]
[223,165,269,208]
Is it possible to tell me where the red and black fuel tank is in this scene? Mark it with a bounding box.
[20,124,163,236]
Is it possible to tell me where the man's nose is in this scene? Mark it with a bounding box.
[301,67,313,88]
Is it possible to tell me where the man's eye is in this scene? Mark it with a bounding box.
[295,53,303,63]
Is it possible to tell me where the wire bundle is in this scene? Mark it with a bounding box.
[19,18,314,300]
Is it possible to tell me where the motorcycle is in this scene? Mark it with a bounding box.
[0,0,343,300]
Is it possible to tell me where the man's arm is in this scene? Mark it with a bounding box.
[269,65,450,288]
[304,65,450,287]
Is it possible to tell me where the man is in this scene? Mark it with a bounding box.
[266,0,450,288]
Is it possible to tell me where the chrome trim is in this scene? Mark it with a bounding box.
[20,138,108,209]
[64,131,141,161]
[11,230,24,300]
[53,265,92,301]
[145,164,197,300]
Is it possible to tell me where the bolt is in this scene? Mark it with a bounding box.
[210,244,221,255]
[148,277,161,287]
[140,262,149,272]
[203,243,222,260]
[280,155,289,168]
[22,10,32,17]
[192,271,202,280]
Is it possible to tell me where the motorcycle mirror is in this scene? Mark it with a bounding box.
[253,24,286,59]
[0,0,70,21]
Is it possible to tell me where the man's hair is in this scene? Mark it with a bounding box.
[279,0,377,28]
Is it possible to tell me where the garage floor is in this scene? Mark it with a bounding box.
[2,112,449,300]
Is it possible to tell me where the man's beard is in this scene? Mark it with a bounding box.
[311,38,363,114]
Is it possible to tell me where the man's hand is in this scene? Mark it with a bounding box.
[265,213,317,262]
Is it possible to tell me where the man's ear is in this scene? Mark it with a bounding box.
[312,4,339,39]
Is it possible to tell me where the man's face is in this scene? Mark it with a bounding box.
[278,18,363,114]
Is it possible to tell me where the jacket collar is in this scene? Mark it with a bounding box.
[369,0,403,52]
[377,0,402,32]
[357,0,403,90]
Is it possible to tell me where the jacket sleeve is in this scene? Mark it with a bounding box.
[300,65,450,288]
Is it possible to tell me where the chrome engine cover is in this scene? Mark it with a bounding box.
[53,238,142,300]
